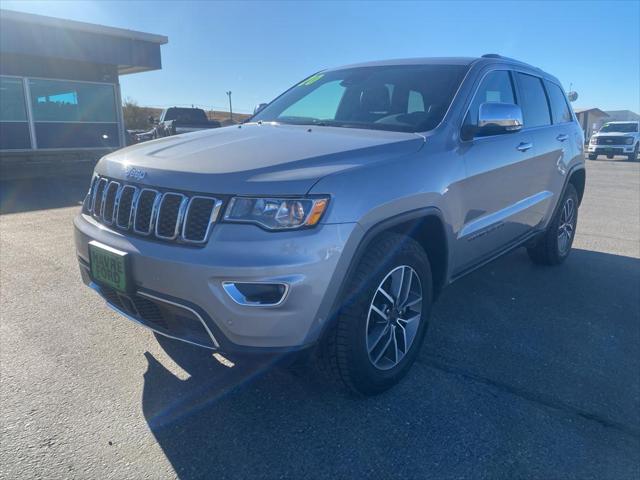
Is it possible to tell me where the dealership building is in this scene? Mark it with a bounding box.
[0,10,167,179]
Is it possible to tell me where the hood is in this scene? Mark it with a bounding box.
[593,132,636,137]
[97,123,423,195]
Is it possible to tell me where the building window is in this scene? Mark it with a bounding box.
[28,78,120,148]
[0,76,31,149]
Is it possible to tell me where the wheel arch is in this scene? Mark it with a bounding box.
[338,208,449,307]
[568,166,586,205]
[316,207,450,347]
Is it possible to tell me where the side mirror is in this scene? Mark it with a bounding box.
[476,102,523,136]
[148,116,158,125]
[567,91,578,102]
[253,103,268,115]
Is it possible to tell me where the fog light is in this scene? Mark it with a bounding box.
[223,282,288,306]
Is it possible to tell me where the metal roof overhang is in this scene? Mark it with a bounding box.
[0,10,168,75]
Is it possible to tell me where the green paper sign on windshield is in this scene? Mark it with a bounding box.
[298,73,324,86]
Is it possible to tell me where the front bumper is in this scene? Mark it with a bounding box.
[587,144,635,154]
[74,213,360,351]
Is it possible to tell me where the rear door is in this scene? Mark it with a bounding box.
[511,72,563,226]
[540,79,582,219]
[454,69,548,275]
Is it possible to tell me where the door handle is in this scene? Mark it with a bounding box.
[517,142,533,152]
[556,134,568,142]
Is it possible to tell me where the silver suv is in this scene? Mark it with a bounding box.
[74,55,585,394]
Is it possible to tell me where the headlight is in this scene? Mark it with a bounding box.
[590,136,597,144]
[224,196,329,230]
[625,137,634,145]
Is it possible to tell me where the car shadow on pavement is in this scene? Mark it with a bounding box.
[141,248,640,479]
[0,175,90,214]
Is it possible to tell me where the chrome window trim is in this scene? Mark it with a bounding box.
[133,188,161,236]
[155,192,189,240]
[115,184,138,230]
[101,181,120,225]
[181,196,223,244]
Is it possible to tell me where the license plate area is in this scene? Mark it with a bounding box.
[89,241,131,293]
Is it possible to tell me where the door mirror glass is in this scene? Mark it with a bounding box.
[253,103,268,115]
[476,102,523,136]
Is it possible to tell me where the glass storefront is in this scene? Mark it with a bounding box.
[0,76,31,149]
[0,75,121,150]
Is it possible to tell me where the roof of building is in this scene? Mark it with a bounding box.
[574,107,609,117]
[0,9,167,75]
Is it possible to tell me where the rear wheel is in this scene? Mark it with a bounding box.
[527,183,579,265]
[316,233,432,395]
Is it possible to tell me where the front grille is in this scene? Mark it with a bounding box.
[156,193,186,239]
[134,189,159,234]
[86,175,222,246]
[596,136,627,145]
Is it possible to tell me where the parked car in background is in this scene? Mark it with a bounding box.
[149,107,221,138]
[75,55,585,395]
[588,121,640,160]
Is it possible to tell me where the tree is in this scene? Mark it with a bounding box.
[122,97,156,130]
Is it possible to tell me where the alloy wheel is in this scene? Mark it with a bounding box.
[365,265,423,370]
[557,197,576,255]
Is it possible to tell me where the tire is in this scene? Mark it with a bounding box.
[527,183,579,265]
[628,143,639,162]
[316,232,432,395]
[588,154,597,160]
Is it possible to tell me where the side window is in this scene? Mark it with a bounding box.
[464,70,515,127]
[515,73,551,128]
[545,81,572,124]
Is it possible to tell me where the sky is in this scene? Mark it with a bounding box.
[2,0,639,114]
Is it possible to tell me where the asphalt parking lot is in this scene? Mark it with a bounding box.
[1,158,639,479]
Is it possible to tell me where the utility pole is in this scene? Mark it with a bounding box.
[226,91,233,122]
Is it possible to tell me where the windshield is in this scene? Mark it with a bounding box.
[599,122,638,133]
[251,64,468,133]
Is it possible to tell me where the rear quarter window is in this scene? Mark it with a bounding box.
[545,81,572,124]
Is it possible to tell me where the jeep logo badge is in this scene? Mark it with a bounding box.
[125,167,146,181]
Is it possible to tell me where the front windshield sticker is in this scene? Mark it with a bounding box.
[298,73,324,86]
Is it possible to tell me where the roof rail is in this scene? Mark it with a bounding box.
[481,53,541,70]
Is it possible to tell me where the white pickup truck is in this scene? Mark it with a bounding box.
[588,121,640,161]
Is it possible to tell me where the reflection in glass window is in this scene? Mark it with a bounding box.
[408,90,425,113]
[29,79,116,122]
[0,76,31,149]
[280,80,346,121]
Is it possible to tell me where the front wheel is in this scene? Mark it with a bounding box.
[527,183,579,265]
[316,233,432,395]
[628,144,639,162]
[588,153,597,160]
